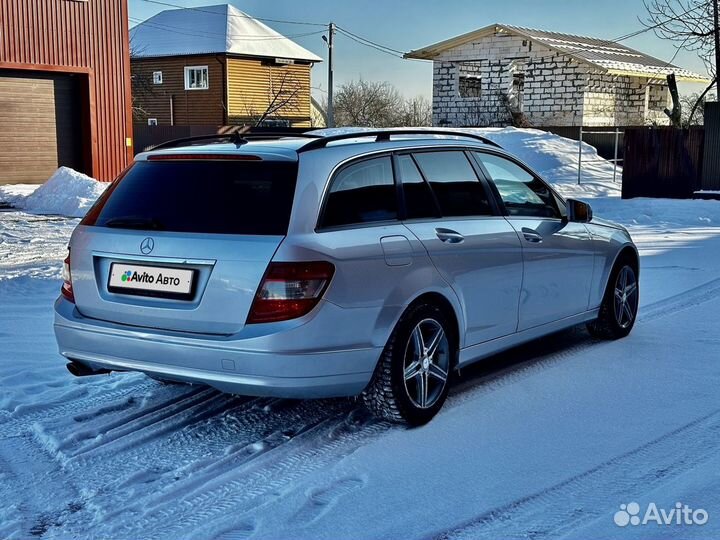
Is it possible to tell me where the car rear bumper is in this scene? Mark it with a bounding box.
[53,297,379,398]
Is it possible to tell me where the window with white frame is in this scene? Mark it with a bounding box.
[184,66,209,90]
[153,71,163,85]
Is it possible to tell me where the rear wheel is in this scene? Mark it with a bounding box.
[587,259,639,339]
[362,303,455,425]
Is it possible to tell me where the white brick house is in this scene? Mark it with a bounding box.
[406,24,709,127]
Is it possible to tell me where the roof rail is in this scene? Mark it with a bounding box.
[147,131,322,152]
[298,129,502,152]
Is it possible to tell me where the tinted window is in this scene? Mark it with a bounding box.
[322,156,397,228]
[474,152,560,218]
[413,151,491,217]
[84,160,298,235]
[397,155,438,219]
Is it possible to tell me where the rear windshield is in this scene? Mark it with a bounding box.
[83,160,298,235]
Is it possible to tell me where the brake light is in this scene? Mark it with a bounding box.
[147,154,262,161]
[247,262,335,324]
[61,251,75,303]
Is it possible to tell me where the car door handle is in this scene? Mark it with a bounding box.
[435,228,465,244]
[522,228,543,243]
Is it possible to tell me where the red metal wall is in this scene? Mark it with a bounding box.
[0,0,133,181]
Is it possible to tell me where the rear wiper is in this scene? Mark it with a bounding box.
[104,217,165,230]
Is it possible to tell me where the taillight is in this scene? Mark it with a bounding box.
[61,251,75,303]
[247,262,335,324]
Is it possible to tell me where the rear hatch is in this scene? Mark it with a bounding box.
[70,155,298,335]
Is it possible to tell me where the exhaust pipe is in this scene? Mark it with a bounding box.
[66,361,111,377]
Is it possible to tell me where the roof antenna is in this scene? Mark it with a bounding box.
[231,125,251,147]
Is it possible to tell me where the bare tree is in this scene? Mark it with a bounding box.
[243,68,304,127]
[681,89,717,124]
[398,96,432,127]
[333,80,433,127]
[643,0,715,70]
[643,0,718,117]
[334,80,404,127]
[129,40,157,121]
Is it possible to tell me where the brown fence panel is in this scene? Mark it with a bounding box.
[133,125,310,154]
[622,127,704,199]
[701,102,720,192]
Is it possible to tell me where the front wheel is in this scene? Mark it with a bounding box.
[362,303,455,425]
[587,260,639,339]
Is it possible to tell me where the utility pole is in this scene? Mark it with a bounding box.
[327,22,336,128]
[714,0,720,96]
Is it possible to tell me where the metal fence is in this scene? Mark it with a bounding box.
[541,125,627,162]
[577,127,624,185]
[701,102,720,193]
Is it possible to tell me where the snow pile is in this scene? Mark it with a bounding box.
[12,167,107,218]
[0,184,38,208]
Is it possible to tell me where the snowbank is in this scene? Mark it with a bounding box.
[3,167,108,218]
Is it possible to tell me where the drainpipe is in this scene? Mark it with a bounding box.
[216,55,228,126]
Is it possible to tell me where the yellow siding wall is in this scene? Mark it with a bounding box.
[227,58,312,127]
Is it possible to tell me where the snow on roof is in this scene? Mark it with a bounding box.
[406,24,709,82]
[130,4,322,62]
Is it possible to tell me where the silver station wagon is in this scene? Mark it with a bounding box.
[54,130,639,425]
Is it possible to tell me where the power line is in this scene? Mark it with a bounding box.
[335,28,405,58]
[335,25,406,55]
[137,0,327,27]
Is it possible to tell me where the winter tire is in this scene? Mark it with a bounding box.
[362,303,455,425]
[587,259,639,339]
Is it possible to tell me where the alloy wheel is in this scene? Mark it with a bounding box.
[402,318,450,409]
[614,266,638,329]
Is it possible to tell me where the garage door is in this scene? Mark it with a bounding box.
[0,71,84,185]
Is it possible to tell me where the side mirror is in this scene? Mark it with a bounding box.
[566,199,593,223]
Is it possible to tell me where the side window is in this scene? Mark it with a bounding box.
[474,152,560,218]
[412,151,492,217]
[397,154,439,219]
[321,156,397,228]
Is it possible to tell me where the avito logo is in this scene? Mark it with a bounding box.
[614,502,709,528]
[120,269,181,287]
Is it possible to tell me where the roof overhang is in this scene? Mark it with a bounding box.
[405,24,500,60]
[604,68,709,83]
[405,23,711,84]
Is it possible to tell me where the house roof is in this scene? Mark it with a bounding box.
[406,24,709,83]
[130,3,322,62]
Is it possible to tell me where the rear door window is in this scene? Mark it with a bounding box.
[84,160,298,235]
[321,156,397,228]
[397,154,439,219]
[412,151,492,217]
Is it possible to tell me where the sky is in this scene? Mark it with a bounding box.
[128,0,712,99]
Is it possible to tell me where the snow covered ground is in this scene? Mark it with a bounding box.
[1,129,719,539]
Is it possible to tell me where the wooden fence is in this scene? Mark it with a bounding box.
[622,127,705,199]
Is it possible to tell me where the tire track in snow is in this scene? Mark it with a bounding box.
[101,409,390,540]
[0,376,157,437]
[431,407,720,540]
[6,276,720,538]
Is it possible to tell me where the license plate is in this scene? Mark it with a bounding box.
[108,263,195,298]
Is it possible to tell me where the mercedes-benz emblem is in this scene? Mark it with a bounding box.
[140,237,155,255]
